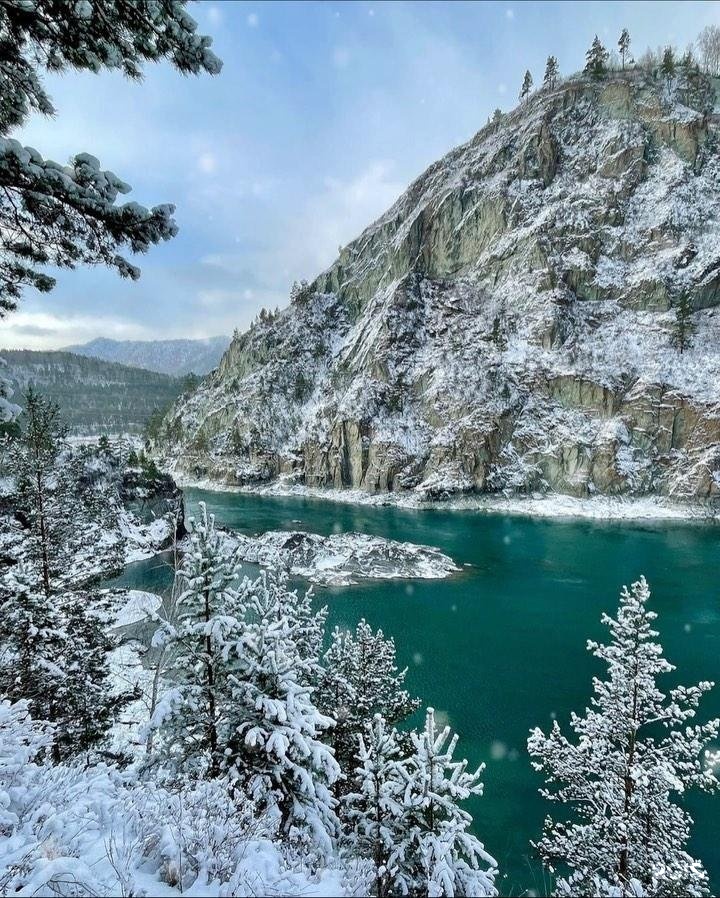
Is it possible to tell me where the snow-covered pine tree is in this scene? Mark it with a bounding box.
[316,618,420,779]
[389,708,497,897]
[0,567,121,762]
[149,502,244,778]
[491,108,503,127]
[618,29,631,70]
[585,36,609,79]
[520,69,534,102]
[544,55,560,89]
[223,568,340,856]
[672,290,695,354]
[344,714,407,897]
[528,577,719,897]
[0,1,221,314]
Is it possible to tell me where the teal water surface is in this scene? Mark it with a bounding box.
[116,488,720,896]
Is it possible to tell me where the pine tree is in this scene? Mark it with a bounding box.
[9,388,66,595]
[662,46,676,81]
[150,502,244,778]
[672,290,695,354]
[223,569,340,855]
[345,715,407,897]
[392,708,497,897]
[585,36,609,79]
[492,108,503,127]
[0,568,121,762]
[316,619,420,779]
[520,69,534,102]
[618,29,631,70]
[0,1,221,314]
[528,577,719,897]
[544,55,560,89]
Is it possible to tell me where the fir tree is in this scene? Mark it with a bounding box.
[585,36,609,79]
[672,290,695,354]
[491,108,503,127]
[0,1,221,314]
[662,46,676,81]
[528,577,719,897]
[520,69,534,102]
[618,29,631,70]
[544,55,560,89]
[316,618,420,779]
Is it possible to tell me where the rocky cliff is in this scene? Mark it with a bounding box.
[161,69,720,502]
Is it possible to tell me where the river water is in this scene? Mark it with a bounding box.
[112,486,720,895]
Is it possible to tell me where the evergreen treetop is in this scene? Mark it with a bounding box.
[585,35,609,79]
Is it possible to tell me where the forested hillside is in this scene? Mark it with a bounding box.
[2,350,190,435]
[66,335,230,376]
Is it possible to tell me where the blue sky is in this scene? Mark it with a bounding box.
[3,0,719,349]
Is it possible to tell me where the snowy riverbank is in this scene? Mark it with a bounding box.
[172,472,720,523]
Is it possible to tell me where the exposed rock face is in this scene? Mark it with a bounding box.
[162,70,720,503]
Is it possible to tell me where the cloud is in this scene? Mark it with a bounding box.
[247,12,259,27]
[0,312,150,350]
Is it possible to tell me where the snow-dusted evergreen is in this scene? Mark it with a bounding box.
[528,577,720,897]
[0,0,220,312]
[346,708,497,897]
[317,619,420,777]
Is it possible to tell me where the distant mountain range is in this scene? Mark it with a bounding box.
[2,350,190,435]
[64,335,230,376]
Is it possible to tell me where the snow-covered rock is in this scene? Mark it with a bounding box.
[222,529,459,586]
[161,70,720,504]
[113,589,163,627]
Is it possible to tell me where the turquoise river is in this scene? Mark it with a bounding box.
[112,487,720,896]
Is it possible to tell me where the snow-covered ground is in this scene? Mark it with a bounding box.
[222,528,460,586]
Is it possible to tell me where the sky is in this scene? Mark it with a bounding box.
[3,0,719,350]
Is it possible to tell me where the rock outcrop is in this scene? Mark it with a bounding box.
[161,69,720,503]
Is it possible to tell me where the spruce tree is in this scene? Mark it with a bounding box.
[585,36,609,79]
[316,618,420,778]
[528,577,719,897]
[520,69,534,102]
[618,29,631,70]
[672,290,695,354]
[544,55,560,89]
[492,108,504,127]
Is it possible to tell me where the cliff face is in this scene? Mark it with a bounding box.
[162,70,720,502]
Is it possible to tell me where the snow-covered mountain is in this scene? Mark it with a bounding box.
[65,335,230,377]
[161,69,720,502]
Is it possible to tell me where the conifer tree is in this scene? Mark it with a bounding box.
[618,29,631,70]
[585,36,609,79]
[528,577,719,897]
[223,569,340,855]
[492,108,503,127]
[345,715,407,897]
[662,46,677,81]
[520,69,534,102]
[672,290,695,354]
[9,387,66,595]
[150,502,244,778]
[544,55,560,89]
[316,619,420,778]
[0,1,221,314]
[393,709,497,897]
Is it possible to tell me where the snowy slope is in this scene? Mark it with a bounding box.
[162,70,720,502]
